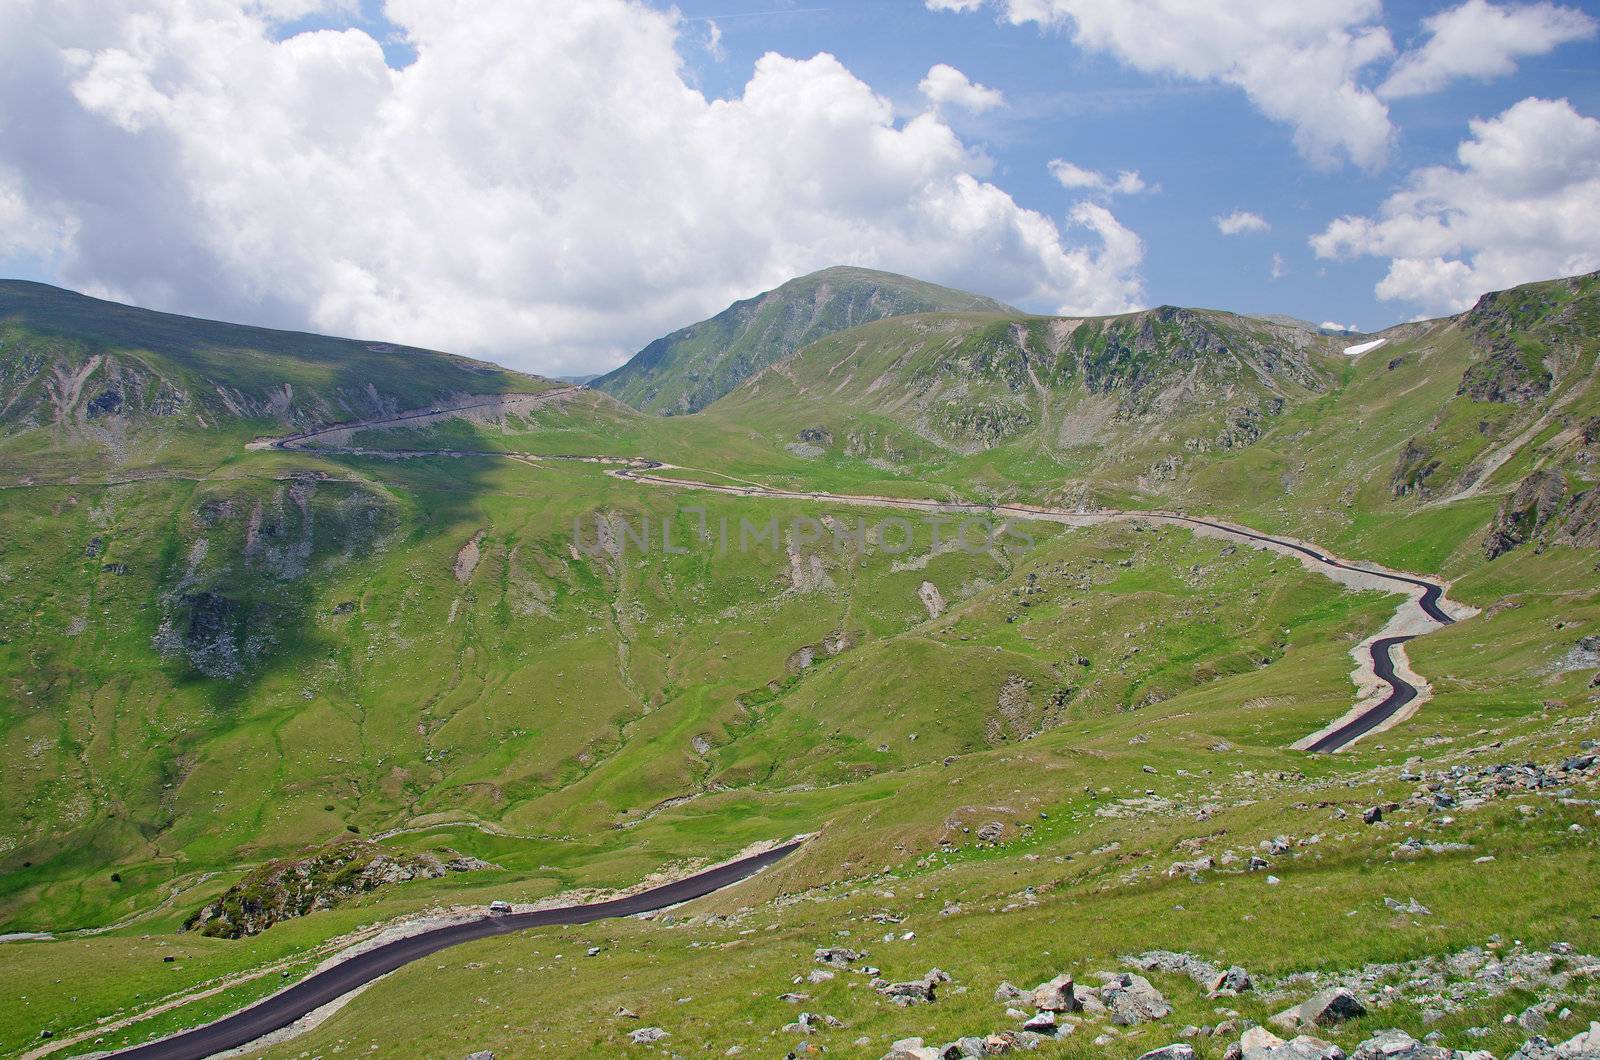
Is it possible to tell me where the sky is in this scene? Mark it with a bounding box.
[1,0,1598,377]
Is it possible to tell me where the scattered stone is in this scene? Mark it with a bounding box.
[815,947,864,967]
[977,822,1004,843]
[1363,806,1384,824]
[1139,1047,1198,1060]
[875,968,949,1005]
[1383,897,1432,915]
[629,1027,668,1044]
[1272,988,1367,1031]
[465,1053,495,1060]
[1102,972,1172,1025]
[994,981,1028,1003]
[1032,973,1081,1012]
[1022,1011,1059,1036]
[882,1037,940,1060]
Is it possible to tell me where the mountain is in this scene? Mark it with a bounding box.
[0,279,562,470]
[591,266,1017,415]
[701,302,1344,495]
[3,271,1600,1060]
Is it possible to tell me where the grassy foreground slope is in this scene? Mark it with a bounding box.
[0,273,1597,1058]
[592,266,1017,415]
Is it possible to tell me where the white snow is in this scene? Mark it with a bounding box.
[1344,337,1387,356]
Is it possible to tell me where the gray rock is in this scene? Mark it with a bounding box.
[1022,1010,1059,1035]
[881,1038,940,1060]
[629,1027,668,1044]
[465,1053,495,1060]
[814,946,864,966]
[1362,806,1383,824]
[1350,1029,1456,1059]
[876,968,950,1006]
[1272,987,1367,1030]
[1139,1047,1199,1060]
[1032,973,1081,1012]
[977,821,1004,842]
[1213,966,1254,993]
[1102,972,1171,1025]
[994,980,1028,1003]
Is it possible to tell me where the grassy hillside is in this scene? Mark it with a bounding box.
[592,266,1017,415]
[0,280,560,475]
[1,272,1598,1058]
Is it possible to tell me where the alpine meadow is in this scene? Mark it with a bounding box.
[4,3,1600,1060]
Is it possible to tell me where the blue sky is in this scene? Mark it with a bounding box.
[664,0,1600,330]
[1,0,1597,373]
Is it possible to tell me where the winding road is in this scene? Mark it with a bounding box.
[88,421,1468,1058]
[108,841,803,1060]
[250,406,1467,757]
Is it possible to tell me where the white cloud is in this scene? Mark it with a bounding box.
[1270,253,1288,279]
[1379,0,1596,98]
[919,63,1005,112]
[1048,159,1148,196]
[924,0,987,10]
[0,0,1145,376]
[1321,320,1360,332]
[929,0,1395,170]
[1311,96,1600,313]
[1216,209,1270,235]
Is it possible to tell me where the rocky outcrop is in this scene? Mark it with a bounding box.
[1484,469,1568,558]
[186,839,495,937]
[1101,972,1172,1025]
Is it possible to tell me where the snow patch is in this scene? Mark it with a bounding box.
[1344,338,1387,357]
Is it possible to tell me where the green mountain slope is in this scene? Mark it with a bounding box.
[1,271,1599,1059]
[0,279,563,472]
[698,303,1344,496]
[591,266,1017,415]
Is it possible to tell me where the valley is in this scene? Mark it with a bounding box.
[1,270,1598,1059]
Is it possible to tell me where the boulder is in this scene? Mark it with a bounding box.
[1349,1028,1490,1059]
[1139,1047,1198,1060]
[1272,988,1367,1030]
[629,1027,668,1044]
[814,946,864,966]
[1032,973,1081,1012]
[938,1037,989,1058]
[876,968,949,1006]
[1212,966,1254,993]
[464,1053,495,1060]
[1101,972,1172,1025]
[1022,1011,1059,1035]
[994,981,1028,1003]
[882,1037,941,1060]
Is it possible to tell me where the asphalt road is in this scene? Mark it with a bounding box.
[110,841,803,1060]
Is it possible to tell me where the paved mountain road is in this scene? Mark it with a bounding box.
[109,841,802,1060]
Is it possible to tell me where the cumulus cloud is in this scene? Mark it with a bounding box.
[1215,209,1270,235]
[927,0,1396,170]
[1048,159,1148,196]
[1380,0,1596,98]
[919,63,1005,112]
[0,0,1144,376]
[1270,253,1289,279]
[1311,96,1600,313]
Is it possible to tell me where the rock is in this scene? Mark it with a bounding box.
[1101,972,1171,1025]
[1349,1029,1465,1059]
[994,981,1028,1003]
[1212,966,1254,993]
[806,968,835,984]
[614,1006,639,1019]
[1032,973,1081,1012]
[977,822,1004,843]
[1242,1027,1288,1054]
[1383,897,1432,915]
[1273,988,1367,1031]
[465,1053,495,1060]
[185,839,496,938]
[1263,1036,1347,1060]
[1022,1011,1059,1035]
[629,1027,668,1044]
[1363,806,1383,824]
[938,1036,989,1058]
[883,1037,941,1060]
[876,969,949,1005]
[1139,1048,1198,1060]
[815,946,864,967]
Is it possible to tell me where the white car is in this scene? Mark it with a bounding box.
[488,900,512,914]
